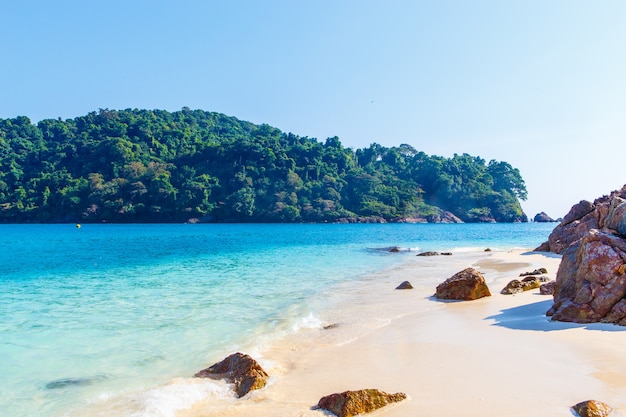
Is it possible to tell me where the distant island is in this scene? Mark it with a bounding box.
[0,108,528,223]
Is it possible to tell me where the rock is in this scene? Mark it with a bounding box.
[194,352,268,397]
[395,281,413,290]
[548,229,626,324]
[484,248,491,252]
[501,277,541,294]
[535,185,626,253]
[389,246,401,253]
[521,276,541,290]
[501,279,524,295]
[534,212,556,222]
[571,400,613,417]
[520,268,548,276]
[435,268,491,301]
[604,196,626,236]
[441,252,453,256]
[324,323,340,330]
[540,280,556,295]
[317,389,407,417]
[416,251,439,256]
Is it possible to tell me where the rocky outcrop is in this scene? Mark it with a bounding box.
[194,352,268,398]
[548,229,626,324]
[435,268,491,300]
[534,212,556,222]
[571,400,613,417]
[317,389,406,417]
[535,185,626,254]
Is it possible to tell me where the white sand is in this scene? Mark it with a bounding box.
[180,250,626,417]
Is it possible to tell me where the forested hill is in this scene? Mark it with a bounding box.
[0,108,528,223]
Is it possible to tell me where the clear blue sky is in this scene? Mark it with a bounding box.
[2,0,625,219]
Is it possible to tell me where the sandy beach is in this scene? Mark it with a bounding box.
[179,249,626,417]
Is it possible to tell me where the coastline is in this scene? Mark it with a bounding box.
[178,249,626,417]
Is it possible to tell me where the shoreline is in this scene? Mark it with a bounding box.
[178,249,626,417]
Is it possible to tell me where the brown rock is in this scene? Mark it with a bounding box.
[549,229,626,324]
[540,281,555,295]
[317,389,406,417]
[395,281,413,290]
[535,185,626,253]
[521,276,541,291]
[194,352,268,397]
[520,268,548,276]
[501,277,541,294]
[572,400,613,417]
[435,268,491,300]
[501,279,524,295]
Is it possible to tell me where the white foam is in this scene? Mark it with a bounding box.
[290,312,323,332]
[126,378,233,417]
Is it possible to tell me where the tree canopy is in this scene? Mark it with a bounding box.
[0,108,528,223]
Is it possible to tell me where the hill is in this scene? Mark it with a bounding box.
[0,108,528,223]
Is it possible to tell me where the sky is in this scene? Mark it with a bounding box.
[1,0,625,219]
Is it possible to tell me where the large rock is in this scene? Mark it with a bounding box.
[548,229,626,324]
[571,400,613,417]
[435,268,491,300]
[194,352,268,397]
[535,185,626,254]
[317,389,406,417]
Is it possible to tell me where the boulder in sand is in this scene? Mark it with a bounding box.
[435,268,491,300]
[317,389,407,417]
[571,399,612,417]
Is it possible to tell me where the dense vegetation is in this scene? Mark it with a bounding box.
[0,108,528,223]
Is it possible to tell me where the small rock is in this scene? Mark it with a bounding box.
[389,246,401,253]
[572,400,613,417]
[416,251,439,256]
[440,252,453,256]
[520,268,548,276]
[520,276,541,291]
[501,279,524,295]
[317,389,407,417]
[395,281,413,290]
[194,352,268,398]
[484,248,492,252]
[540,281,555,295]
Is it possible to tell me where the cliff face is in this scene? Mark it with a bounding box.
[539,185,626,324]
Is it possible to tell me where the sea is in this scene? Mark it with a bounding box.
[0,222,555,417]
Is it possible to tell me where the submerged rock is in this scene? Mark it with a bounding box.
[317,389,407,417]
[435,268,491,301]
[45,375,107,389]
[571,400,613,417]
[194,352,268,397]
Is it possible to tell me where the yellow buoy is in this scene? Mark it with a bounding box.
[76,224,81,229]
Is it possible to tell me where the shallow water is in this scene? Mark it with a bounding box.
[0,222,554,416]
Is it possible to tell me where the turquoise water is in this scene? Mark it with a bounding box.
[0,223,554,417]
